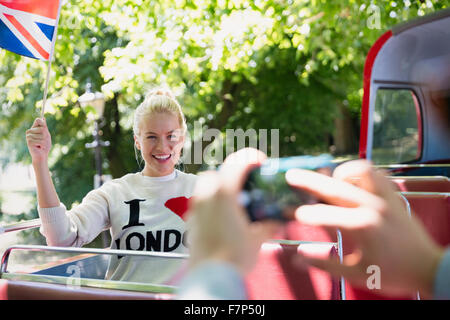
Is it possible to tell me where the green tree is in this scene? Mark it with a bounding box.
[0,0,448,211]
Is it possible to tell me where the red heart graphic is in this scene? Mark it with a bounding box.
[164,196,191,221]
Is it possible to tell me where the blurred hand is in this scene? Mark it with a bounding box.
[286,160,445,298]
[186,148,281,275]
[26,118,52,164]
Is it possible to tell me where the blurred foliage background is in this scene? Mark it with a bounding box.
[0,0,449,216]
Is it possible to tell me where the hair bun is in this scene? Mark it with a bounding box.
[146,88,176,100]
[133,86,187,136]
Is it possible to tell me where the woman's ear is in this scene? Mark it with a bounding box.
[134,135,141,150]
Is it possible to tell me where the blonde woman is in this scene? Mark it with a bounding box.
[26,88,197,283]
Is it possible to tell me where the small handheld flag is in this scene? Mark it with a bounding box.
[0,0,62,117]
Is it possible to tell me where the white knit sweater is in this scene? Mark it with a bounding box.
[38,169,197,284]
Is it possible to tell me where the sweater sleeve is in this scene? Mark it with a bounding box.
[433,248,450,300]
[176,262,247,300]
[38,187,111,247]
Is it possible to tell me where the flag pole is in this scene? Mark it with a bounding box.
[40,0,63,119]
[40,54,53,119]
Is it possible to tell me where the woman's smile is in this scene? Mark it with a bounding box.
[152,153,172,163]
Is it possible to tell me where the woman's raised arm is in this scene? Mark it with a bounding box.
[26,117,60,208]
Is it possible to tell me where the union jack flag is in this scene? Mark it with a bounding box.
[0,0,61,61]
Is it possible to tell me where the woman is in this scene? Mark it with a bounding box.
[26,88,197,284]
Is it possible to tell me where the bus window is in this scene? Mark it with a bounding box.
[372,89,421,164]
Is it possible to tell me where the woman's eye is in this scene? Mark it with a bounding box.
[147,136,157,140]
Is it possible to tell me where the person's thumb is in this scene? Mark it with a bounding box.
[33,117,47,128]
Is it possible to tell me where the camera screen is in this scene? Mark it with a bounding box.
[240,154,335,222]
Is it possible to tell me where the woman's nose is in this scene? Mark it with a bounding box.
[155,137,172,152]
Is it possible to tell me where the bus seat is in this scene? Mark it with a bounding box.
[0,280,8,300]
[245,242,340,300]
[390,176,450,193]
[344,284,417,300]
[404,193,450,246]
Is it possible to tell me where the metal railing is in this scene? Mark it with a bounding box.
[0,218,41,234]
[0,244,189,275]
[336,229,346,300]
[0,245,190,295]
[398,192,421,300]
[374,164,450,169]
[399,191,450,196]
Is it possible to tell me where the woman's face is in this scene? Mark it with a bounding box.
[134,112,185,177]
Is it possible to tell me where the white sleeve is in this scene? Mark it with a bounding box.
[176,262,248,300]
[433,248,450,300]
[38,187,111,247]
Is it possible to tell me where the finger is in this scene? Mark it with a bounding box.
[185,171,222,226]
[219,148,267,194]
[293,253,361,281]
[249,221,282,245]
[32,117,46,128]
[26,134,46,143]
[333,160,397,202]
[370,168,403,206]
[286,168,383,209]
[26,127,44,135]
[333,160,378,193]
[295,203,381,230]
[26,138,45,146]
[26,132,44,140]
[191,171,221,202]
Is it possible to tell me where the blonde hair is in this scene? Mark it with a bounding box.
[133,88,187,136]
